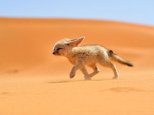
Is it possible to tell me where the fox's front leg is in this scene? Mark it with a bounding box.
[69,65,78,78]
[80,66,91,80]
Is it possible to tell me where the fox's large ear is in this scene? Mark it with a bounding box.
[68,36,85,46]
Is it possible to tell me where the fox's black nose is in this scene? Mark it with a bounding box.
[52,52,56,55]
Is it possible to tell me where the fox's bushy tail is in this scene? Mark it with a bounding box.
[109,50,133,67]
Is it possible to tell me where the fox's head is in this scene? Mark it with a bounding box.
[52,36,85,56]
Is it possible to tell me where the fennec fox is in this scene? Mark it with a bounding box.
[52,36,133,80]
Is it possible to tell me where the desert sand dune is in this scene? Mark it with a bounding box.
[0,18,154,115]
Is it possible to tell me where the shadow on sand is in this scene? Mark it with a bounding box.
[47,78,113,84]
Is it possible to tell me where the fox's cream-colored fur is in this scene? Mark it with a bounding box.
[52,37,133,80]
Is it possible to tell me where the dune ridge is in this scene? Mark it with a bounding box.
[0,18,154,72]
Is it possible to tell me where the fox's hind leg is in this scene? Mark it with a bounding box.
[109,63,119,79]
[89,64,100,77]
[99,61,119,79]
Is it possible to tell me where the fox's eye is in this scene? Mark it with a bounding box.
[57,48,63,51]
[66,43,70,46]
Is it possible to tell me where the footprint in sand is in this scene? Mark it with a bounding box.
[0,91,11,95]
[0,91,15,96]
[109,87,144,92]
[7,69,19,74]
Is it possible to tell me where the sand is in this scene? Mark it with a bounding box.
[0,18,154,115]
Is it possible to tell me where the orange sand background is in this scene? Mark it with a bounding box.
[0,18,154,115]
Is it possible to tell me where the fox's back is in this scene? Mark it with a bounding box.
[73,44,108,55]
[70,45,110,65]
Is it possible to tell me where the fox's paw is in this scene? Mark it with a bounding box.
[69,72,75,78]
[113,76,119,79]
[89,70,100,78]
[84,76,91,80]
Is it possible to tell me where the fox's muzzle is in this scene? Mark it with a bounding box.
[53,47,63,55]
[52,50,60,55]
